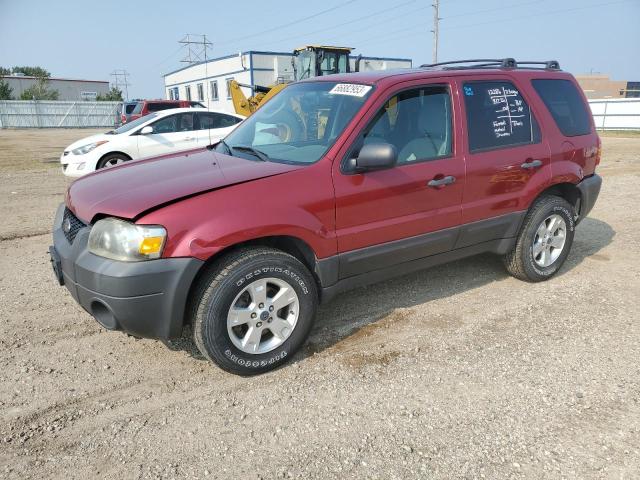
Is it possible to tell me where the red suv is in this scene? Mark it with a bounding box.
[123,99,206,124]
[50,58,601,375]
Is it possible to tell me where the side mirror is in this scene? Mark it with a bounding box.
[349,143,397,172]
[139,125,153,135]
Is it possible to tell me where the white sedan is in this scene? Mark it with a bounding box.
[60,108,245,177]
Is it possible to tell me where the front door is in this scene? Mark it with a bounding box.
[331,81,465,278]
[136,112,198,158]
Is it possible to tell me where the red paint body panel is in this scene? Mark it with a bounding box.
[140,160,336,260]
[67,148,303,223]
[331,76,465,252]
[65,66,600,268]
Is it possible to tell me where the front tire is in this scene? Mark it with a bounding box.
[190,247,318,375]
[97,153,130,169]
[503,195,575,282]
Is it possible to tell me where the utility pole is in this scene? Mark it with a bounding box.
[110,69,130,100]
[179,34,213,105]
[432,0,440,63]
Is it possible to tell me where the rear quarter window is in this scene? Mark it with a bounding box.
[531,79,592,136]
[147,102,179,112]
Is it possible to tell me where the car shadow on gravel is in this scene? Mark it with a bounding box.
[302,217,615,360]
[164,218,615,365]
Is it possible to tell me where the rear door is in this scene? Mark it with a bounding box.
[331,79,465,278]
[455,76,551,247]
[136,112,198,158]
[195,112,243,146]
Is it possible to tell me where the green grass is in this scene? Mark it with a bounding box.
[597,130,640,138]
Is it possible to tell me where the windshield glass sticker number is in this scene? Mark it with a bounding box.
[329,84,372,97]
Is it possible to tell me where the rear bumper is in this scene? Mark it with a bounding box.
[50,204,203,339]
[576,174,602,223]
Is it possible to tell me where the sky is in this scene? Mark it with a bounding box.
[1,0,639,99]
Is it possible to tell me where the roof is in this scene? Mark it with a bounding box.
[0,75,109,84]
[299,65,573,85]
[163,50,412,77]
[144,107,244,118]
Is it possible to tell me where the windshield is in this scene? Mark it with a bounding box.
[220,82,373,165]
[110,113,159,134]
[293,51,315,81]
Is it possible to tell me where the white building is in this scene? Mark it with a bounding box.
[163,50,412,114]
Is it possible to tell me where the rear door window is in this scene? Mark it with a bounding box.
[463,81,540,152]
[197,112,242,129]
[531,79,591,136]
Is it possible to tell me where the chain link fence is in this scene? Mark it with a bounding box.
[0,101,120,128]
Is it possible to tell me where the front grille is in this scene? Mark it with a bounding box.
[62,208,86,244]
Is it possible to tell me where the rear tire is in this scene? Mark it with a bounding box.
[190,247,318,375]
[503,195,575,282]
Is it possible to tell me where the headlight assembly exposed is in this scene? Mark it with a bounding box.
[88,217,166,262]
[72,140,109,155]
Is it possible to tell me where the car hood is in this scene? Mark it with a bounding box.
[67,148,303,222]
[65,132,113,152]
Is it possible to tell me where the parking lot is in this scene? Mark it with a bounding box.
[0,129,639,479]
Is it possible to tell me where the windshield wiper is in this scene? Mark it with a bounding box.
[230,145,270,162]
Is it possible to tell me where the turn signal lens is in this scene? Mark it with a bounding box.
[139,236,164,255]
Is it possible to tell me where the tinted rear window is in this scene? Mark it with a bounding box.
[147,102,179,112]
[531,79,591,136]
[124,103,137,114]
[463,81,540,152]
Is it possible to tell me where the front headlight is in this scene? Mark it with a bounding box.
[72,140,109,155]
[88,218,166,262]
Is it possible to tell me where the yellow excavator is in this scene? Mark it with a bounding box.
[230,45,361,117]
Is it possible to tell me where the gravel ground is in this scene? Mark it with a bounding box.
[0,129,639,479]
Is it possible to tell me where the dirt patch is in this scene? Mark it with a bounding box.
[1,132,639,479]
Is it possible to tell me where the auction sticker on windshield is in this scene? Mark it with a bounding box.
[329,84,372,97]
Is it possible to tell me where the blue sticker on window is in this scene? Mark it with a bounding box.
[464,86,474,96]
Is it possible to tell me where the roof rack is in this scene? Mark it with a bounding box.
[419,58,561,71]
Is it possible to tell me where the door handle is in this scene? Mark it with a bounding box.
[427,175,456,188]
[521,159,542,169]
[183,136,195,141]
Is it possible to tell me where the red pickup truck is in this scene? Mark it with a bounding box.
[50,58,601,375]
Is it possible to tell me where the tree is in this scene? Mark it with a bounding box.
[0,67,11,76]
[11,66,51,78]
[0,79,13,100]
[96,86,123,101]
[19,77,58,100]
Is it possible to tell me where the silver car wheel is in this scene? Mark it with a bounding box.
[226,277,300,355]
[104,157,125,168]
[532,214,567,268]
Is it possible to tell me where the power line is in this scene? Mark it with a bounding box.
[348,0,634,53]
[179,34,213,64]
[257,0,419,49]
[441,0,635,30]
[110,69,130,100]
[216,0,360,47]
